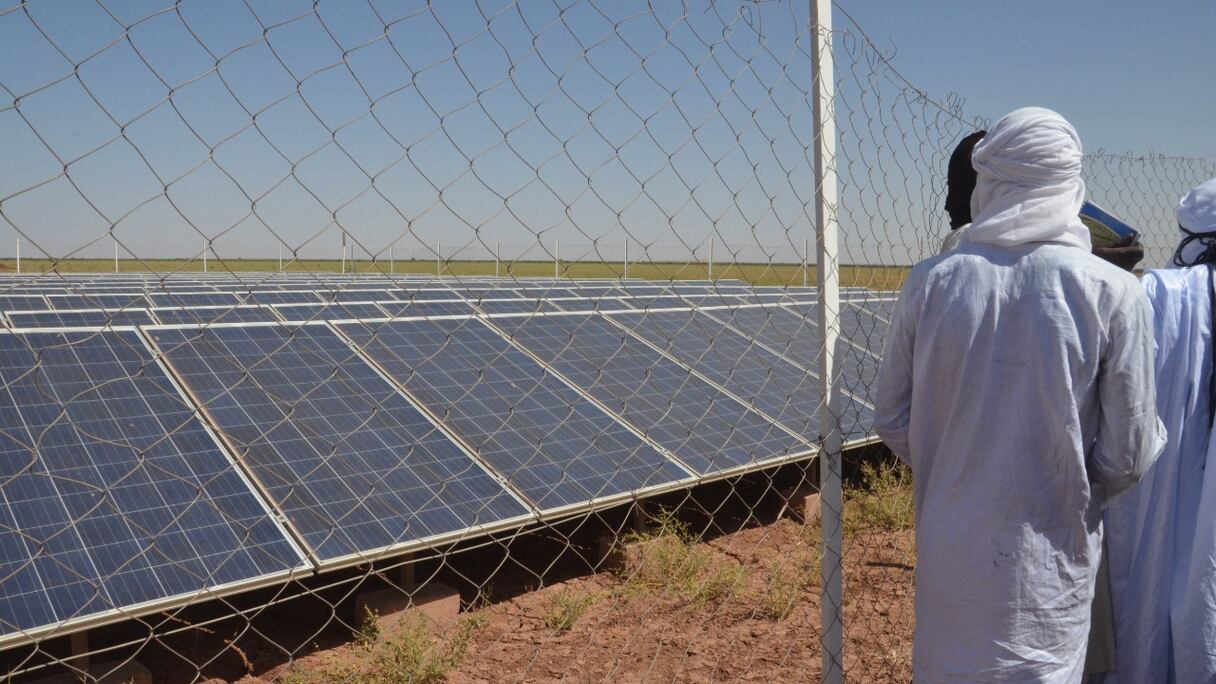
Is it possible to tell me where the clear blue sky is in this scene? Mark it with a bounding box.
[0,0,1211,266]
[833,0,1216,159]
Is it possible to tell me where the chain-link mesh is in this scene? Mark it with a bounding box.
[0,1,1208,682]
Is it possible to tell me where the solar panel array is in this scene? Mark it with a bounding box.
[0,274,891,648]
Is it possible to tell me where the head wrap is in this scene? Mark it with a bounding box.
[963,107,1090,250]
[1172,178,1216,267]
[945,130,986,229]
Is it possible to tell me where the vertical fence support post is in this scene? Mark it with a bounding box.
[812,1,843,682]
[804,237,810,288]
[708,236,714,280]
[278,243,283,272]
[495,241,501,277]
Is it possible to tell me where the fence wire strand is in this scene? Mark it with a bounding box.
[0,1,1209,682]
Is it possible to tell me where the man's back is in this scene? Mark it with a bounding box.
[877,242,1160,681]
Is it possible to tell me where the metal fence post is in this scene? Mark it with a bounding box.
[812,1,843,682]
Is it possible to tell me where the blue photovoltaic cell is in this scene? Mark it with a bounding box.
[339,318,689,509]
[236,291,321,305]
[150,292,241,308]
[622,296,697,310]
[377,300,473,318]
[472,299,558,315]
[46,294,150,310]
[0,330,303,638]
[385,290,466,301]
[0,296,49,311]
[551,298,633,313]
[152,306,282,326]
[320,290,393,303]
[149,324,529,562]
[272,303,387,321]
[453,288,523,301]
[709,305,872,441]
[8,309,157,328]
[610,309,821,439]
[492,314,810,476]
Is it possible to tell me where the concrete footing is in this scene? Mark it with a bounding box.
[33,660,152,684]
[779,486,822,524]
[354,583,461,633]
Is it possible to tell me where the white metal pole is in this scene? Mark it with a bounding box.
[495,241,500,278]
[113,237,119,273]
[436,240,441,275]
[812,2,842,682]
[278,243,283,272]
[803,237,810,288]
[708,236,714,280]
[554,238,560,279]
[623,238,628,279]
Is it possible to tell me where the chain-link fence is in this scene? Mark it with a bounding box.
[0,1,1210,682]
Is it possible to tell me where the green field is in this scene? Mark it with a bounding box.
[0,259,912,290]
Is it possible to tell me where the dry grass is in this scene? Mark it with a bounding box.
[541,588,598,632]
[619,510,749,606]
[0,258,912,289]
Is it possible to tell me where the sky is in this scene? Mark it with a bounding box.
[833,1,1216,159]
[0,0,1211,267]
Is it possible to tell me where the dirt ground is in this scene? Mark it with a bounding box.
[263,518,914,684]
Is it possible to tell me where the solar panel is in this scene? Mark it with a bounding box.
[152,306,282,326]
[376,300,473,318]
[551,298,634,313]
[338,318,690,510]
[490,314,812,476]
[150,292,241,308]
[272,303,387,322]
[236,291,322,305]
[708,305,874,442]
[609,309,822,438]
[0,296,49,311]
[8,309,157,328]
[320,290,393,303]
[471,299,559,315]
[148,323,531,563]
[0,330,305,641]
[46,294,150,310]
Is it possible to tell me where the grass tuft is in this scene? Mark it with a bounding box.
[619,510,748,606]
[843,460,915,537]
[542,588,597,632]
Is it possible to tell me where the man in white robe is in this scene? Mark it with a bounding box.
[875,107,1166,682]
[1104,178,1216,683]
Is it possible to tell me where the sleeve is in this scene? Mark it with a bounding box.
[874,283,918,464]
[1091,282,1168,505]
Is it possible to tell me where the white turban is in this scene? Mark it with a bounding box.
[963,107,1090,250]
[1173,178,1216,267]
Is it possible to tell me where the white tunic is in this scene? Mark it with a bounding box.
[876,242,1165,682]
[1105,266,1214,683]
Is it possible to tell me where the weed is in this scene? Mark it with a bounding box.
[354,605,381,647]
[755,550,820,621]
[844,460,915,536]
[619,509,748,606]
[542,588,597,632]
[369,614,480,684]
